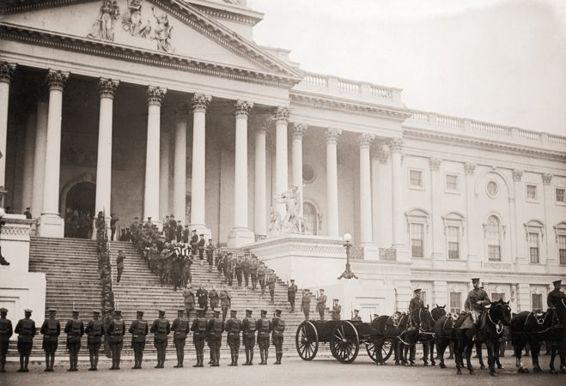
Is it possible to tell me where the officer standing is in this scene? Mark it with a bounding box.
[316,289,327,320]
[242,254,251,287]
[225,310,241,366]
[129,310,148,369]
[271,309,285,365]
[464,278,491,324]
[242,309,256,365]
[547,279,566,307]
[0,308,12,373]
[40,308,60,372]
[183,283,196,319]
[182,225,190,244]
[352,309,362,321]
[258,263,266,295]
[85,310,104,371]
[288,279,298,312]
[15,309,35,372]
[191,308,207,367]
[209,285,219,312]
[207,310,224,366]
[116,250,126,283]
[198,234,206,264]
[220,284,231,321]
[150,309,171,368]
[206,239,215,273]
[226,254,234,286]
[197,283,208,312]
[408,289,424,313]
[250,256,258,290]
[256,310,271,365]
[301,291,312,320]
[64,309,84,371]
[331,299,341,321]
[172,308,190,368]
[235,256,243,287]
[267,270,276,303]
[107,309,125,370]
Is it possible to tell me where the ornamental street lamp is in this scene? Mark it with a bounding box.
[338,233,358,280]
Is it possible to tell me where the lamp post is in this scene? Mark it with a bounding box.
[338,233,358,280]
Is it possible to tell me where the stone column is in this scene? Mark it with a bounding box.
[21,111,36,211]
[172,109,187,225]
[0,62,16,206]
[464,162,478,266]
[542,173,555,268]
[190,94,211,233]
[254,123,267,238]
[390,138,405,251]
[159,127,170,221]
[429,157,442,260]
[326,128,341,238]
[359,133,374,245]
[228,100,255,247]
[144,86,167,224]
[372,143,391,251]
[94,78,119,223]
[512,169,524,265]
[274,107,289,206]
[292,123,307,218]
[38,69,69,237]
[31,101,48,218]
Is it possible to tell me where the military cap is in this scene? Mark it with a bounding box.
[333,298,339,302]
[0,308,7,313]
[192,229,197,232]
[158,309,165,314]
[213,310,220,316]
[48,308,57,313]
[320,289,325,292]
[147,217,152,220]
[471,278,480,283]
[177,220,181,223]
[184,225,189,228]
[275,309,282,315]
[245,309,253,314]
[24,309,32,313]
[354,309,359,312]
[414,288,422,294]
[230,310,237,315]
[92,310,100,315]
[200,234,204,236]
[136,310,144,315]
[114,310,122,315]
[72,309,79,314]
[553,279,562,286]
[290,279,295,282]
[134,216,139,220]
[26,207,30,210]
[260,310,267,315]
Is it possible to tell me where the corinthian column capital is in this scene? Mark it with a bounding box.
[359,133,374,148]
[46,69,70,91]
[192,93,212,113]
[389,138,403,153]
[273,106,289,124]
[235,100,253,118]
[293,123,308,138]
[429,157,441,171]
[0,62,16,84]
[542,173,553,185]
[146,86,167,106]
[97,78,120,99]
[326,128,342,143]
[512,169,523,182]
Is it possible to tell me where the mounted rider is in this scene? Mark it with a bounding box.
[547,279,566,308]
[464,278,491,325]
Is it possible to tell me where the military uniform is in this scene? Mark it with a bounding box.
[207,311,224,366]
[226,257,234,286]
[267,273,276,303]
[182,225,190,244]
[331,300,341,321]
[408,289,424,315]
[256,310,272,365]
[150,310,171,368]
[85,310,104,371]
[198,235,206,263]
[190,231,199,258]
[64,311,84,371]
[191,308,208,367]
[242,256,251,287]
[129,311,148,369]
[352,309,362,322]
[206,240,215,272]
[235,257,243,287]
[220,289,231,321]
[258,265,266,295]
[15,310,35,372]
[183,286,196,318]
[172,309,190,368]
[225,310,242,366]
[209,288,219,311]
[116,251,125,283]
[242,310,256,365]
[547,280,566,308]
[0,308,13,373]
[40,309,60,371]
[107,310,125,370]
[316,290,327,320]
[464,278,491,324]
[301,291,311,320]
[250,258,258,290]
[197,286,208,312]
[271,310,285,365]
[288,280,298,312]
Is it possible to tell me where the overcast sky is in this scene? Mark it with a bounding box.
[248,0,566,136]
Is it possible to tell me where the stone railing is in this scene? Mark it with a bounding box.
[404,110,566,153]
[294,71,403,106]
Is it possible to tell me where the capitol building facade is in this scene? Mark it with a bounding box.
[1,0,565,318]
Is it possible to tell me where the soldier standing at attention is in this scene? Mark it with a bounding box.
[220,284,231,322]
[197,283,208,312]
[464,278,491,325]
[225,310,242,366]
[183,283,196,320]
[108,310,125,370]
[176,220,183,243]
[207,310,224,366]
[352,309,362,321]
[331,299,341,321]
[258,263,267,296]
[316,289,327,320]
[0,308,12,373]
[242,254,251,288]
[209,284,219,312]
[226,254,234,286]
[182,225,190,244]
[235,256,243,287]
[40,308,60,372]
[172,308,190,368]
[256,310,272,365]
[267,270,276,304]
[198,234,206,265]
[301,291,312,320]
[408,289,424,314]
[116,250,126,283]
[216,251,225,278]
[15,309,35,372]
[64,309,84,371]
[129,310,148,370]
[547,279,566,307]
[242,309,256,366]
[288,279,298,312]
[191,308,207,367]
[271,309,286,365]
[150,309,171,368]
[250,256,258,290]
[206,238,215,273]
[85,310,104,371]
[190,230,199,259]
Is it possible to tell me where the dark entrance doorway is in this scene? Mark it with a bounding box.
[64,181,95,239]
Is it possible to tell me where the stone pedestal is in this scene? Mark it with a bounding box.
[227,227,255,248]
[37,214,64,238]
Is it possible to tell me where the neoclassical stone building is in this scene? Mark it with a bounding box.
[1,0,565,318]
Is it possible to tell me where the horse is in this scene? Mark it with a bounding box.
[546,299,566,374]
[398,305,436,366]
[431,305,455,369]
[453,299,512,376]
[511,309,556,373]
[372,312,409,365]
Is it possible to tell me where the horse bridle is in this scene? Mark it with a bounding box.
[487,306,504,335]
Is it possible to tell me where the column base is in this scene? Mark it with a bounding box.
[227,227,255,248]
[37,213,64,238]
[361,244,378,261]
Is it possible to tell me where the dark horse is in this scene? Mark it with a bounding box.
[372,312,409,365]
[454,300,512,376]
[546,299,566,374]
[511,310,555,373]
[431,305,455,369]
[398,306,436,366]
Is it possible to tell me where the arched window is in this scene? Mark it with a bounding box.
[485,216,501,261]
[303,202,318,235]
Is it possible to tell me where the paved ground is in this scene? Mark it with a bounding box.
[2,353,565,386]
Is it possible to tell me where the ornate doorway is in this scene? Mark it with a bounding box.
[64,181,95,238]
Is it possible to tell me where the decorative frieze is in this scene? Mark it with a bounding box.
[429,157,441,171]
[389,138,403,152]
[97,78,119,99]
[293,123,307,138]
[273,106,290,124]
[191,93,212,113]
[542,173,552,185]
[46,69,69,91]
[234,100,253,117]
[359,133,374,148]
[0,62,16,84]
[326,128,342,144]
[464,162,476,176]
[87,0,120,41]
[146,85,167,106]
[512,169,523,182]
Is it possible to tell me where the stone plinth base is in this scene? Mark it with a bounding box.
[362,244,378,260]
[38,213,64,238]
[227,227,255,248]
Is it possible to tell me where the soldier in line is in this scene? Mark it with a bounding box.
[242,309,256,366]
[547,279,566,307]
[408,289,424,314]
[197,283,208,312]
[116,250,126,283]
[242,254,251,288]
[182,225,190,244]
[129,310,148,370]
[316,289,327,320]
[352,309,362,321]
[225,310,242,366]
[183,283,196,320]
[206,238,215,273]
[235,256,243,287]
[108,309,125,370]
[40,308,60,372]
[182,245,193,286]
[288,279,298,312]
[331,298,341,321]
[85,310,104,371]
[0,308,12,373]
[64,309,84,371]
[15,309,35,372]
[464,278,491,325]
[190,230,199,259]
[191,307,208,367]
[220,284,231,322]
[207,310,224,366]
[258,263,267,296]
[226,254,234,286]
[271,309,285,365]
[216,251,225,278]
[256,309,272,365]
[176,220,183,243]
[209,285,219,312]
[301,291,311,320]
[198,234,206,264]
[267,270,276,304]
[250,256,258,290]
[172,308,190,368]
[150,309,171,369]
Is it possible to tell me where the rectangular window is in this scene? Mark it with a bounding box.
[527,184,537,200]
[528,232,540,264]
[449,292,461,314]
[491,292,505,302]
[488,246,501,261]
[409,170,423,188]
[410,223,424,257]
[559,235,566,265]
[447,226,460,259]
[557,188,565,203]
[531,293,543,312]
[446,174,459,191]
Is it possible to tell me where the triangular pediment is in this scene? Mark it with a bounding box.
[0,0,301,83]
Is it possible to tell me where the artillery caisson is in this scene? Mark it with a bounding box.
[295,319,393,363]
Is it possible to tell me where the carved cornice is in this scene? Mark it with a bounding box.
[326,128,342,144]
[146,85,167,106]
[191,93,212,113]
[234,100,253,117]
[273,106,289,124]
[542,173,553,185]
[389,138,403,152]
[97,78,119,99]
[465,162,476,176]
[429,157,441,171]
[46,69,69,91]
[512,169,523,182]
[359,133,374,148]
[293,123,307,139]
[0,61,16,83]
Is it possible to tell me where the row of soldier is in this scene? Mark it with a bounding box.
[0,307,286,372]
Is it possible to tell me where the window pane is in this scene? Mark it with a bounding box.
[527,185,537,200]
[446,175,458,190]
[448,226,459,259]
[449,292,461,314]
[532,293,542,311]
[410,170,423,187]
[486,216,501,261]
[410,223,424,257]
[528,232,539,264]
[557,188,565,202]
[559,235,566,265]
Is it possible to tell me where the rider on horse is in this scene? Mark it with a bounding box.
[464,278,490,326]
[547,279,566,308]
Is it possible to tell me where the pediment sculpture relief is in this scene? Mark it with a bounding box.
[87,0,121,41]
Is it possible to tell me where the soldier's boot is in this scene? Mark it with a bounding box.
[88,352,94,370]
[0,246,10,265]
[234,352,239,366]
[264,349,269,364]
[18,354,24,372]
[200,353,205,367]
[249,350,254,365]
[93,352,99,370]
[243,349,249,365]
[259,349,265,365]
[24,355,30,371]
[216,347,221,366]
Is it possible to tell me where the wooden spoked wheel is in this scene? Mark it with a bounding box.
[295,320,319,361]
[330,321,359,363]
